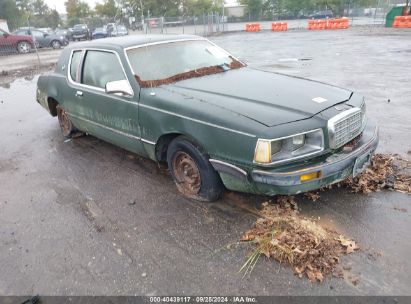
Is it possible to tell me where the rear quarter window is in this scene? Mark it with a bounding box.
[70,50,82,81]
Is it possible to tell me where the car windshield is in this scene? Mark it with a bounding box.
[74,25,86,30]
[126,40,244,88]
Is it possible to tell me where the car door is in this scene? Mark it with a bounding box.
[66,48,145,156]
[31,30,47,47]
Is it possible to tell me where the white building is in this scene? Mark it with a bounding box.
[224,3,246,18]
[0,19,10,32]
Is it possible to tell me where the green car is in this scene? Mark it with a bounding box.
[36,35,378,201]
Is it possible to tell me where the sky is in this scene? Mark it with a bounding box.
[45,0,239,14]
[45,0,101,14]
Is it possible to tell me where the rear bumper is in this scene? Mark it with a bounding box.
[73,33,87,39]
[251,120,378,195]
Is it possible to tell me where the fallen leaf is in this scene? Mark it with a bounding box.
[304,192,320,202]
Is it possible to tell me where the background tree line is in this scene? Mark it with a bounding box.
[0,0,61,30]
[240,0,377,20]
[65,0,225,27]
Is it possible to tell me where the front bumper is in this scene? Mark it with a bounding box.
[250,120,379,195]
[73,34,87,39]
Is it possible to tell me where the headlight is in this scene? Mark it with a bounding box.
[254,140,271,163]
[254,129,324,165]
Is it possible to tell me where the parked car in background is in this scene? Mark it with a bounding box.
[92,27,108,39]
[55,29,73,41]
[14,28,68,49]
[309,10,334,19]
[146,18,159,28]
[105,24,128,37]
[106,23,117,36]
[116,25,128,36]
[36,35,378,202]
[130,21,144,31]
[72,24,90,41]
[37,28,53,33]
[0,28,36,53]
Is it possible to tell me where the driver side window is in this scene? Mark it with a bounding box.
[32,31,44,38]
[81,50,126,89]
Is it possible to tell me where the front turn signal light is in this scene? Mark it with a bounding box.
[254,139,272,164]
[300,171,322,182]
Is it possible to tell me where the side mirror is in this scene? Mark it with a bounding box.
[4,33,9,38]
[105,80,133,96]
[44,33,48,37]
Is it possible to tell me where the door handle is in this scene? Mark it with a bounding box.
[75,90,83,97]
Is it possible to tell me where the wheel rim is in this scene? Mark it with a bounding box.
[172,151,201,195]
[18,42,29,53]
[52,41,61,48]
[57,107,71,136]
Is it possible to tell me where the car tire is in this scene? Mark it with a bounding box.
[56,105,75,138]
[17,41,31,54]
[51,40,62,49]
[167,136,224,202]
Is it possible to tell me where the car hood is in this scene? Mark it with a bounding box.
[12,34,33,41]
[168,68,352,127]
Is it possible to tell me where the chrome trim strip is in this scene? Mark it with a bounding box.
[141,138,156,145]
[124,38,206,52]
[67,112,141,141]
[209,159,248,181]
[209,159,247,176]
[67,48,135,98]
[138,103,256,138]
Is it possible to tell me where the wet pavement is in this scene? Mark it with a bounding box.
[0,28,411,295]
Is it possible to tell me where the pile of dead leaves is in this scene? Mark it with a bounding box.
[240,196,358,282]
[338,154,411,194]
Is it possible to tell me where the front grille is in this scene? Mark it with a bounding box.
[328,108,363,149]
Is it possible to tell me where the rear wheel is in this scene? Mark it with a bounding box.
[56,105,75,138]
[167,137,224,201]
[17,41,31,54]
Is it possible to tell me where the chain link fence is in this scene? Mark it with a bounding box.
[138,2,405,36]
[141,13,227,36]
[0,0,408,81]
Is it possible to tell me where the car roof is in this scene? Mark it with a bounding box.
[68,34,202,51]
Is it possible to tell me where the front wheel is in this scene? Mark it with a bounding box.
[167,137,224,202]
[56,105,75,138]
[17,41,31,54]
[51,40,62,49]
